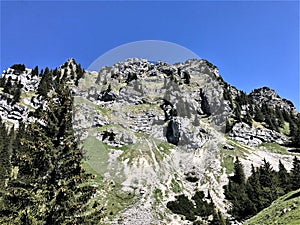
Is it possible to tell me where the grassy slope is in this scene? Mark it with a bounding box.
[245,189,300,225]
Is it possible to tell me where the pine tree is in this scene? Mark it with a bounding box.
[278,160,289,192]
[13,80,22,103]
[254,105,264,122]
[210,209,226,225]
[246,165,260,213]
[3,76,12,94]
[0,119,11,189]
[0,84,97,224]
[275,107,285,127]
[290,156,300,190]
[37,68,52,97]
[0,75,6,88]
[291,116,300,147]
[232,157,245,185]
[235,103,242,122]
[259,159,273,187]
[32,66,39,76]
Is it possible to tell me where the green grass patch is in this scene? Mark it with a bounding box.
[157,141,174,155]
[74,96,94,107]
[171,178,182,193]
[95,105,111,115]
[96,182,136,220]
[259,142,288,154]
[83,136,109,175]
[279,122,290,136]
[225,138,251,158]
[153,188,163,202]
[118,145,143,165]
[245,189,300,225]
[221,155,234,174]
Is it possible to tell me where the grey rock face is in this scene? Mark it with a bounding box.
[229,122,288,146]
[100,90,117,102]
[249,87,296,113]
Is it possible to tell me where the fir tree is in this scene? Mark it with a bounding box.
[3,76,12,94]
[278,160,289,192]
[210,209,226,225]
[254,105,264,122]
[0,76,6,88]
[290,156,300,190]
[0,119,11,189]
[0,84,98,224]
[32,66,39,76]
[232,157,245,185]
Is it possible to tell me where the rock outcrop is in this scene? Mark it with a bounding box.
[249,87,296,113]
[229,122,288,146]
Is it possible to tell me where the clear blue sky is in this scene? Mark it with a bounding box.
[1,1,299,109]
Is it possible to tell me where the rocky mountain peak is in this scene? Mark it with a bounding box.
[249,86,295,112]
[1,57,300,225]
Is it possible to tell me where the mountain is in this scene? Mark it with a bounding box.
[0,58,299,224]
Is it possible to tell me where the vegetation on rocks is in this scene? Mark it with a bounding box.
[0,58,299,224]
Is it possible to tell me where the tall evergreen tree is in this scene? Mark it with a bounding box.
[254,105,264,122]
[0,75,6,88]
[232,157,245,185]
[0,118,11,189]
[278,160,289,192]
[290,156,300,190]
[3,76,12,94]
[31,66,39,76]
[0,84,98,224]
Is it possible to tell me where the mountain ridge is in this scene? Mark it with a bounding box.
[0,58,299,224]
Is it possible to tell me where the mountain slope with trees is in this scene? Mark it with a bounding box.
[0,58,299,224]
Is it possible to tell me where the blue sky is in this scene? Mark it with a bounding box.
[1,1,299,109]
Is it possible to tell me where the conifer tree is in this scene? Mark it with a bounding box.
[0,84,97,224]
[0,75,6,88]
[278,160,289,192]
[210,209,226,225]
[32,66,39,76]
[3,76,12,94]
[290,156,300,190]
[37,68,52,97]
[0,118,11,189]
[232,157,245,185]
[254,105,264,122]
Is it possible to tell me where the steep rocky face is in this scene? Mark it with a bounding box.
[0,59,84,127]
[249,87,296,113]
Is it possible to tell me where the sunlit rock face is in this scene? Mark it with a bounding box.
[1,57,298,225]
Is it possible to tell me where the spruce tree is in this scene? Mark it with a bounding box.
[232,157,245,185]
[32,66,39,76]
[0,119,11,190]
[254,105,264,122]
[290,156,300,190]
[278,160,289,192]
[210,209,226,225]
[0,76,6,88]
[0,84,97,224]
[3,76,12,94]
